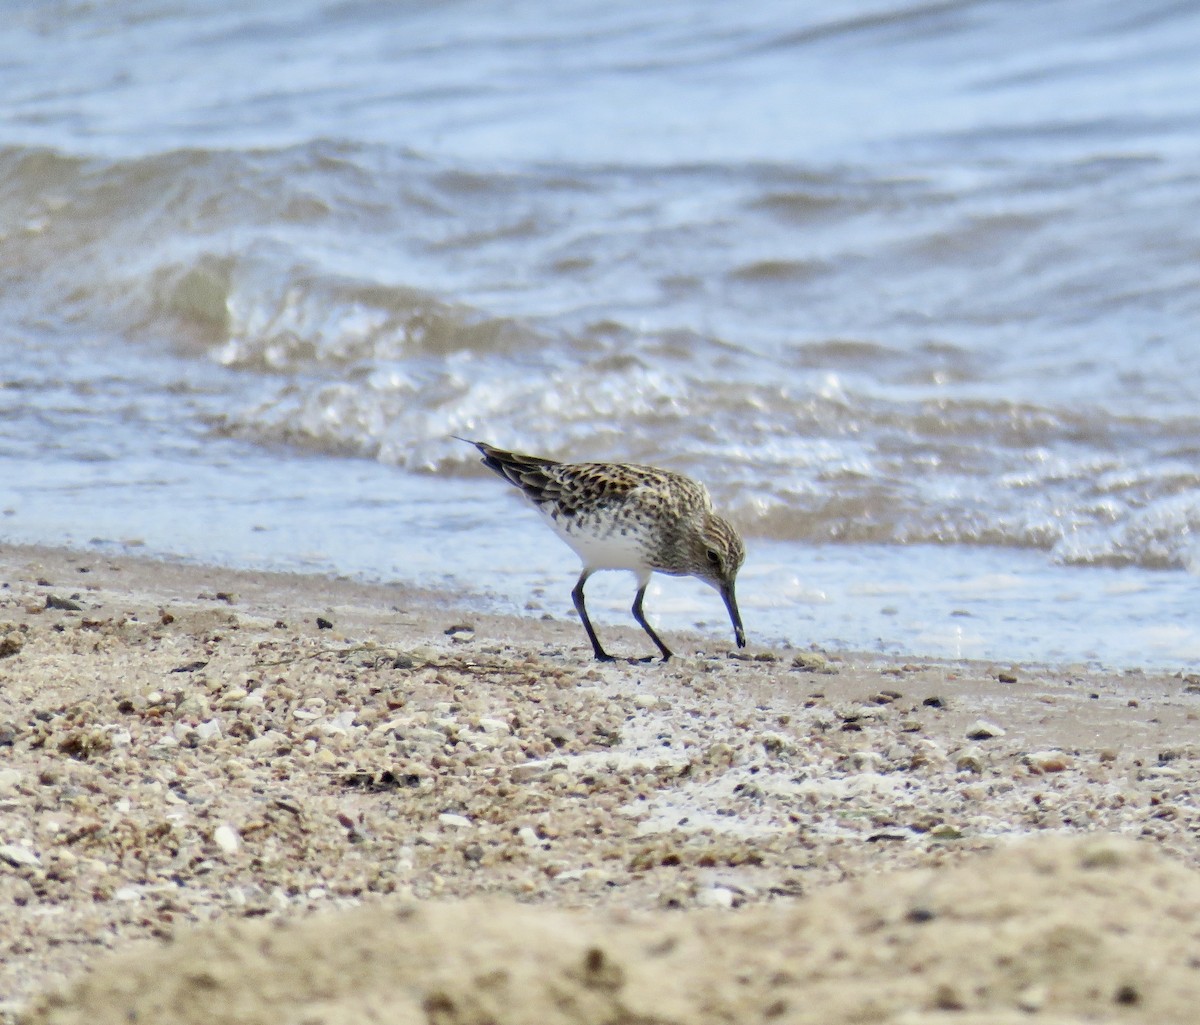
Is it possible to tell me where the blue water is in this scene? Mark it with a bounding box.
[3,0,1200,667]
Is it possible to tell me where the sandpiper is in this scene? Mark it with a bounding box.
[459,439,746,662]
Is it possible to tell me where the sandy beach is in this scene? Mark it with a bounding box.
[3,540,1200,1023]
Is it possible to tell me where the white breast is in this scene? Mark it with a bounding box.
[540,506,653,573]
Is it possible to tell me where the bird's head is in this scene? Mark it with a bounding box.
[689,514,747,648]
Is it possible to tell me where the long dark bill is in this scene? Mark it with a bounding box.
[721,582,747,648]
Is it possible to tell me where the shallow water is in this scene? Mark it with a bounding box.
[3,0,1200,667]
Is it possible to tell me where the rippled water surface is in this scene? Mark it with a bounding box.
[4,1,1200,666]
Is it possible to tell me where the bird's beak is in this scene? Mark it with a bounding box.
[721,581,746,648]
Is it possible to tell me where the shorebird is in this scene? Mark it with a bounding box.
[459,439,746,662]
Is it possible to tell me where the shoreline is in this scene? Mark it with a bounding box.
[4,540,1200,1022]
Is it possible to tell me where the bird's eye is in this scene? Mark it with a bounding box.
[706,549,721,567]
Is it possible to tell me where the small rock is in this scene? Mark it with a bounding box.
[511,760,553,782]
[213,824,241,855]
[552,869,587,883]
[1017,988,1046,1012]
[697,886,736,909]
[966,719,1005,740]
[194,719,223,743]
[929,825,964,841]
[545,725,573,747]
[517,826,542,847]
[0,768,22,793]
[45,595,83,611]
[175,694,211,719]
[792,652,834,674]
[0,631,24,657]
[955,747,986,773]
[0,844,40,868]
[1024,750,1072,773]
[316,617,334,630]
[633,693,659,710]
[245,730,292,756]
[438,813,473,829]
[850,751,885,772]
[1113,983,1141,1006]
[707,742,737,766]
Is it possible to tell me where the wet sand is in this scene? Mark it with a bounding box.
[3,541,1200,1023]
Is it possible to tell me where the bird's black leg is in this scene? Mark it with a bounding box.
[572,570,615,662]
[632,584,674,662]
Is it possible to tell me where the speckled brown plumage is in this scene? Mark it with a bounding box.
[460,438,747,662]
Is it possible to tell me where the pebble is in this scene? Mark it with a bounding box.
[966,720,1006,740]
[849,751,885,772]
[213,825,242,855]
[0,630,24,657]
[955,748,986,773]
[552,868,587,883]
[0,768,23,793]
[698,886,736,909]
[633,694,659,710]
[1024,751,1073,773]
[246,730,292,756]
[792,652,834,673]
[323,711,358,734]
[438,813,474,830]
[194,719,223,743]
[45,595,82,611]
[0,843,40,868]
[511,760,553,782]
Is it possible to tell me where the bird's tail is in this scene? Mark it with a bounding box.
[454,437,561,497]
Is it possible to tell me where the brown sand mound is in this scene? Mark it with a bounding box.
[26,833,1200,1025]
